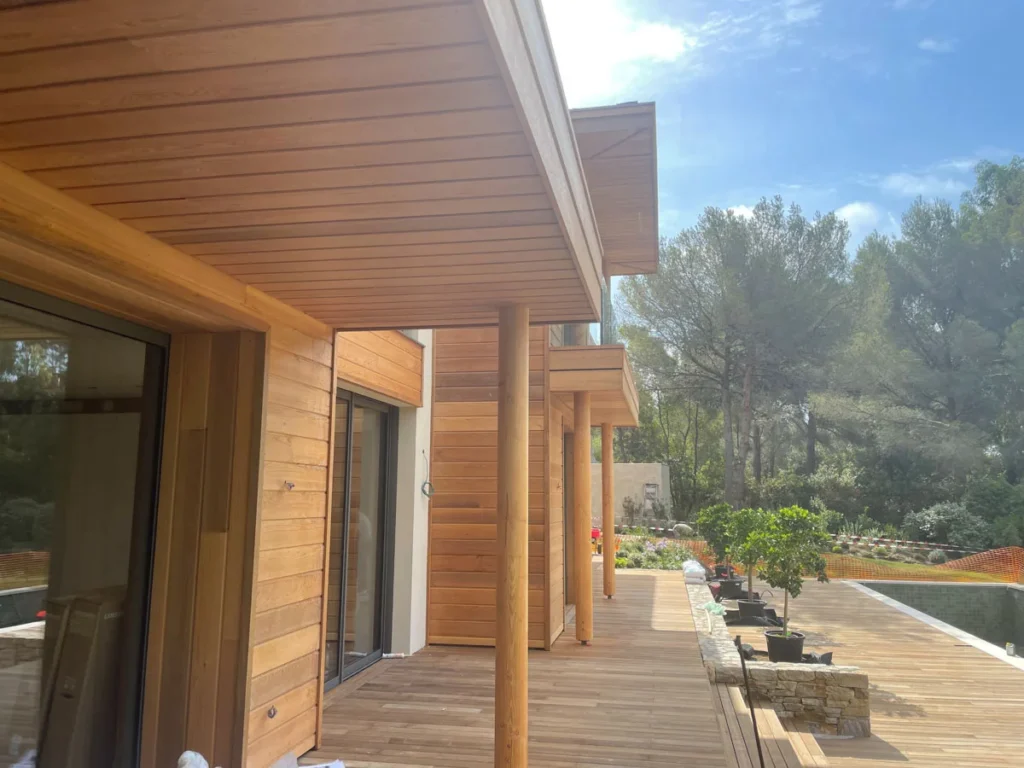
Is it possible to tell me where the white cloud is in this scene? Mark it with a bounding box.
[728,205,756,219]
[783,0,821,25]
[542,0,696,106]
[918,38,956,53]
[837,201,898,245]
[837,201,881,230]
[879,172,968,197]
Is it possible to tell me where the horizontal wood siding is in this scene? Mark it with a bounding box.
[248,324,334,768]
[336,330,423,406]
[429,326,547,647]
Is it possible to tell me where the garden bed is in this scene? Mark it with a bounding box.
[687,582,871,737]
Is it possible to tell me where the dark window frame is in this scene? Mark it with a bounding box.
[0,279,168,768]
[324,389,398,692]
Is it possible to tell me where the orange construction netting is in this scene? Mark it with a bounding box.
[679,538,1024,584]
[0,550,49,590]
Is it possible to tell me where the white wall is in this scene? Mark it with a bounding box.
[390,330,432,655]
[591,462,672,526]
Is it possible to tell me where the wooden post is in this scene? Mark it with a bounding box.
[494,304,530,768]
[601,422,615,598]
[573,391,593,643]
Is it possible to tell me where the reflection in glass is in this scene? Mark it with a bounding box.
[0,299,162,767]
[343,407,384,673]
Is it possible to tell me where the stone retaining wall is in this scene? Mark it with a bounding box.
[0,621,42,670]
[687,583,870,737]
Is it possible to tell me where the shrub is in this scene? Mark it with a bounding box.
[831,545,844,554]
[903,502,992,551]
[861,551,875,559]
[927,549,948,564]
[696,503,734,563]
[872,546,888,557]
[615,557,628,568]
[626,552,644,569]
[840,541,851,552]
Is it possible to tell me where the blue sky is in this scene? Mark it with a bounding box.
[541,0,1023,251]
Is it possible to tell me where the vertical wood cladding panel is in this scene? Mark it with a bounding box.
[143,331,265,768]
[429,326,547,647]
[247,325,333,768]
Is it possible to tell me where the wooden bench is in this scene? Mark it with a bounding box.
[713,685,828,768]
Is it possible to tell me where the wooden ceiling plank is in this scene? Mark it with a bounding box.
[179,225,563,256]
[245,266,581,292]
[157,210,559,245]
[0,79,511,149]
[219,253,568,279]
[274,277,584,301]
[32,134,533,188]
[0,0,462,55]
[96,177,546,220]
[201,238,567,267]
[0,44,499,124]
[0,5,484,91]
[68,157,539,206]
[131,193,552,234]
[1,107,522,172]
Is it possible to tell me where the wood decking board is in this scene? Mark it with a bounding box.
[752,580,1024,767]
[305,566,732,767]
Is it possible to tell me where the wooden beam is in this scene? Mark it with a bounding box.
[601,423,615,599]
[573,391,593,644]
[494,304,530,768]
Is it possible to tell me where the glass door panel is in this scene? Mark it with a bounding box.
[0,293,164,767]
[341,405,386,677]
[324,401,348,685]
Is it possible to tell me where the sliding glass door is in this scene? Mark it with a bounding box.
[325,392,396,691]
[0,282,166,767]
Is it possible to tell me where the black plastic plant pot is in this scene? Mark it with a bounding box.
[714,564,734,579]
[765,629,805,662]
[737,598,767,619]
[717,578,746,600]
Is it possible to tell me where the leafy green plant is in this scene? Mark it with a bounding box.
[903,502,992,550]
[927,549,948,564]
[754,506,829,635]
[696,503,733,563]
[832,545,843,554]
[615,557,628,568]
[729,507,770,599]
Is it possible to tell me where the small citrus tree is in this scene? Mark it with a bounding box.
[756,506,829,635]
[729,507,771,599]
[696,503,733,564]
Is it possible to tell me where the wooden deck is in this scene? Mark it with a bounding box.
[306,567,732,767]
[749,579,1024,768]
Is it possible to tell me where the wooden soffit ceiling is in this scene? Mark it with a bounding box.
[0,0,604,330]
[549,344,639,427]
[571,103,658,277]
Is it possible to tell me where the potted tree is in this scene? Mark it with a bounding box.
[730,507,770,617]
[756,506,829,662]
[696,503,733,577]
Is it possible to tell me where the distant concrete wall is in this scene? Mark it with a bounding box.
[590,462,671,526]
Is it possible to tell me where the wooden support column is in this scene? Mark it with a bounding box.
[573,392,594,643]
[495,304,530,768]
[601,423,615,598]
